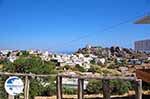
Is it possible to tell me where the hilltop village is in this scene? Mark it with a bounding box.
[0,45,150,76]
[0,45,150,98]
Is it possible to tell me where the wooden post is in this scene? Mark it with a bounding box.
[24,76,30,99]
[134,79,142,99]
[8,95,14,99]
[56,76,62,99]
[78,79,84,99]
[102,80,110,99]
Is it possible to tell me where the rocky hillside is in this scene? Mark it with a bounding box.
[76,45,149,59]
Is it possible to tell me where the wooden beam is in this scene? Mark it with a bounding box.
[102,80,110,99]
[24,76,30,99]
[59,74,136,81]
[0,72,136,81]
[78,79,84,99]
[56,76,62,99]
[0,72,56,77]
[134,79,142,99]
[81,76,136,80]
[8,95,14,99]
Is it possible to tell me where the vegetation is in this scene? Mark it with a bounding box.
[90,60,96,65]
[74,64,86,72]
[2,56,56,74]
[142,81,150,90]
[0,56,57,99]
[86,79,132,95]
[0,48,149,98]
[88,65,121,76]
[63,87,77,95]
[0,77,7,99]
[21,50,29,57]
[109,80,132,95]
[144,59,150,64]
[86,80,102,94]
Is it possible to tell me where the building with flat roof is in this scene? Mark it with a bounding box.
[134,39,150,52]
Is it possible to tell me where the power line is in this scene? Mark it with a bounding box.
[56,10,148,50]
[145,0,150,15]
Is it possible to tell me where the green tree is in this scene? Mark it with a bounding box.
[90,60,96,65]
[86,79,132,95]
[73,64,86,72]
[86,80,102,94]
[110,80,132,95]
[63,65,70,70]
[21,51,29,57]
[63,87,77,95]
[7,51,11,57]
[1,56,57,99]
[88,65,102,74]
[2,56,56,74]
[144,59,150,64]
[88,66,97,73]
[142,81,150,90]
[0,77,7,99]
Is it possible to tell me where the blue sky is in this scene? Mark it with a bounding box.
[0,0,150,52]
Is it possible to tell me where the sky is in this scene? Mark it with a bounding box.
[0,0,150,52]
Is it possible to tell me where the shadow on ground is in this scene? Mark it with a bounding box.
[63,94,150,99]
[86,94,150,99]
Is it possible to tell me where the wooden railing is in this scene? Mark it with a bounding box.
[0,72,143,99]
[57,73,142,99]
[0,72,56,99]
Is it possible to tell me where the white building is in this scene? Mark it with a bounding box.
[8,56,17,63]
[61,72,88,89]
[0,50,12,55]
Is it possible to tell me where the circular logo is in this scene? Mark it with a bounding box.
[5,76,24,96]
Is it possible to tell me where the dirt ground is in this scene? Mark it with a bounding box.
[35,94,150,99]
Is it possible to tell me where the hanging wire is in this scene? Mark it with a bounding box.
[55,11,147,50]
[145,0,150,15]
[52,2,149,51]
